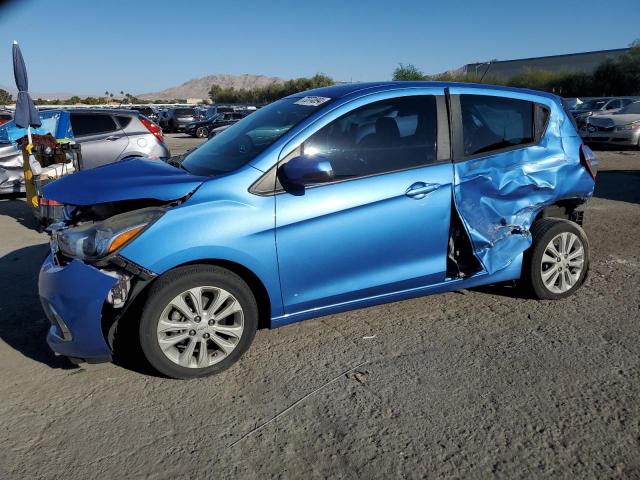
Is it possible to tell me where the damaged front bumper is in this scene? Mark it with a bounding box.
[39,254,133,362]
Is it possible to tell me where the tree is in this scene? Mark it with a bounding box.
[0,88,13,105]
[392,63,428,81]
[209,84,223,102]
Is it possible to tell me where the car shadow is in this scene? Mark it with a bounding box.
[0,195,41,231]
[593,170,640,205]
[0,242,77,369]
[469,281,526,299]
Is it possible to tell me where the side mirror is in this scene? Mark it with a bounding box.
[280,154,334,187]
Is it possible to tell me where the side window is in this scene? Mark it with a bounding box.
[287,95,438,181]
[460,95,534,156]
[605,100,621,110]
[115,115,132,128]
[70,113,118,137]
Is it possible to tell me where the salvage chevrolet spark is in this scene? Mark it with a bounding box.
[39,82,597,379]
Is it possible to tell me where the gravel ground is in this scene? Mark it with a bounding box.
[0,137,638,479]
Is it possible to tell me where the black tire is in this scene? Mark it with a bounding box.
[195,126,209,138]
[521,218,589,300]
[139,265,258,379]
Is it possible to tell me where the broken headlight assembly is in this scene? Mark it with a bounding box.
[55,207,166,261]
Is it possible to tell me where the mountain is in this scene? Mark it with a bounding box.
[138,74,285,100]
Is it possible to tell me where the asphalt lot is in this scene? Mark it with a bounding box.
[0,135,639,479]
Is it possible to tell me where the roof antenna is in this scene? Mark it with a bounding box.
[479,61,492,83]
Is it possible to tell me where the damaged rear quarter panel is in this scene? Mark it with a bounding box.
[450,88,595,274]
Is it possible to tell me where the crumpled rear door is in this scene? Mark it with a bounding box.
[447,87,595,274]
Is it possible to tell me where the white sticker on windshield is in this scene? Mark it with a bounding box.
[294,96,331,107]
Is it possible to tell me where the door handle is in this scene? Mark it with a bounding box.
[405,182,440,199]
[105,135,121,141]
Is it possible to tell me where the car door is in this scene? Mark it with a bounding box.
[70,113,128,169]
[447,87,555,274]
[275,91,452,314]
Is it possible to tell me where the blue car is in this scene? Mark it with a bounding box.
[38,82,597,379]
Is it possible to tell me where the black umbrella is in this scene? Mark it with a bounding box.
[12,41,42,176]
[12,40,41,130]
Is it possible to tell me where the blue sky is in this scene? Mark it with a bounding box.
[0,0,638,95]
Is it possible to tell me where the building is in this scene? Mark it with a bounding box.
[462,48,629,80]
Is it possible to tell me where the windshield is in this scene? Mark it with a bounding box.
[617,101,640,115]
[575,99,608,111]
[181,97,332,175]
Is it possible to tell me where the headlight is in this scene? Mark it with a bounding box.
[56,207,165,260]
[616,121,640,131]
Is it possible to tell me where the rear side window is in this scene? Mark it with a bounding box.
[460,95,534,156]
[70,113,118,136]
[115,115,132,128]
[287,95,438,180]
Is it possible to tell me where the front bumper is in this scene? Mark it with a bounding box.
[39,254,117,362]
[580,128,640,146]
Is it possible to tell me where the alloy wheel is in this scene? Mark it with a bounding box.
[540,232,585,294]
[156,286,244,368]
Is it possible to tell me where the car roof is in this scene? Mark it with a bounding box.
[288,81,561,102]
[67,108,139,115]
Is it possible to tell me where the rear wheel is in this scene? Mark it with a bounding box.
[522,218,589,300]
[139,265,257,379]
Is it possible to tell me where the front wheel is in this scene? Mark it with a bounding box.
[195,126,209,138]
[139,265,258,379]
[521,218,589,300]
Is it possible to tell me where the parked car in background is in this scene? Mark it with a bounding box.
[130,106,158,123]
[207,124,231,139]
[69,109,169,168]
[38,82,596,379]
[0,140,23,193]
[0,110,13,126]
[157,107,200,132]
[569,97,635,127]
[581,101,640,149]
[185,111,249,138]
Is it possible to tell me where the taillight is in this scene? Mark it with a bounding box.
[579,144,598,179]
[0,119,8,126]
[40,197,63,206]
[139,116,164,143]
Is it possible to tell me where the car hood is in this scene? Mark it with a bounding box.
[43,157,208,206]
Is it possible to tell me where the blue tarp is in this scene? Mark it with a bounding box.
[0,110,73,143]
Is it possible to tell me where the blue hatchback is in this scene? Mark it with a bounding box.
[39,82,597,378]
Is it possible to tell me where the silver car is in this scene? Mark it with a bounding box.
[581,101,640,149]
[0,141,23,194]
[69,109,169,169]
[0,109,170,193]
